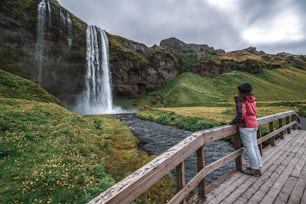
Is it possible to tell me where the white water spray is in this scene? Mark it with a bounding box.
[35,0,47,85]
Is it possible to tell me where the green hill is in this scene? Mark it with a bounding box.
[0,69,60,104]
[134,67,306,107]
[0,70,172,203]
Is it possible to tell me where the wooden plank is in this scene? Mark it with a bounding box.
[279,118,284,139]
[208,130,298,203]
[233,133,242,170]
[197,146,206,198]
[286,116,291,134]
[274,176,297,203]
[257,121,297,145]
[238,131,301,202]
[176,162,185,191]
[291,133,306,177]
[257,110,296,125]
[208,130,306,204]
[286,177,306,203]
[205,173,242,202]
[269,121,275,146]
[204,149,243,176]
[259,134,305,203]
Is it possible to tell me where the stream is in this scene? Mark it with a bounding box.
[119,114,236,184]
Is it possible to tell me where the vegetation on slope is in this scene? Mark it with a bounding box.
[0,70,175,203]
[0,69,60,104]
[132,67,306,108]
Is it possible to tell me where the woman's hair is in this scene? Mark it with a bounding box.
[238,91,253,101]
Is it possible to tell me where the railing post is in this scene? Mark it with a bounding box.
[297,114,301,130]
[176,162,185,203]
[196,146,206,199]
[257,126,263,155]
[233,132,242,171]
[278,119,284,139]
[286,116,291,134]
[292,115,297,130]
[269,121,275,146]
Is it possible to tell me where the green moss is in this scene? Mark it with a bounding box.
[108,34,149,64]
[0,69,60,104]
[137,109,225,131]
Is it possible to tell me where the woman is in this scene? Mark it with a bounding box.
[229,82,262,177]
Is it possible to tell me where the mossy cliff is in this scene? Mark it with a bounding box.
[0,0,87,105]
[1,0,305,106]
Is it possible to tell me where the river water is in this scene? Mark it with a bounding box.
[119,114,236,184]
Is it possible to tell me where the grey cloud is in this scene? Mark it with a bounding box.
[58,0,306,54]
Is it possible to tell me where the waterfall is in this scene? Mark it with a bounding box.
[34,0,51,85]
[47,0,51,27]
[74,25,135,115]
[85,25,113,112]
[60,8,73,47]
[60,8,66,25]
[35,0,47,85]
[66,13,72,48]
[74,26,114,114]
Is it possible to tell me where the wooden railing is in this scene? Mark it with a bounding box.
[89,110,301,204]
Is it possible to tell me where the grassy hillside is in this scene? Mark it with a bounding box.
[0,70,175,203]
[0,69,60,104]
[132,67,306,107]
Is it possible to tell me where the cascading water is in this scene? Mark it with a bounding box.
[47,0,51,27]
[84,25,113,113]
[66,13,72,48]
[74,25,135,115]
[75,25,130,115]
[35,0,51,85]
[59,8,73,48]
[35,0,47,85]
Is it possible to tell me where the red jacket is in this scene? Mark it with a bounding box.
[230,95,258,128]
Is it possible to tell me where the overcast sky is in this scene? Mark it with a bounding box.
[57,0,306,54]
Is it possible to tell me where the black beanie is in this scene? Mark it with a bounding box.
[237,82,252,93]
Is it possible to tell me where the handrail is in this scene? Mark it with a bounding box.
[89,110,300,204]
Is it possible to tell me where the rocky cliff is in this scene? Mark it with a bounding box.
[0,0,305,106]
[160,38,306,77]
[0,0,87,105]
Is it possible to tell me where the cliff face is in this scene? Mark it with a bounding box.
[0,0,87,105]
[0,1,305,106]
[108,35,179,97]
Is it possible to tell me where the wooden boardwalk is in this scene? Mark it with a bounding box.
[89,111,302,204]
[206,130,306,204]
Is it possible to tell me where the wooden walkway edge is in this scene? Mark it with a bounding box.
[205,130,306,204]
[89,111,302,204]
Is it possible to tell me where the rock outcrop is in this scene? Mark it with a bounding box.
[108,35,179,98]
[160,37,220,54]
